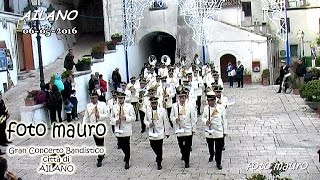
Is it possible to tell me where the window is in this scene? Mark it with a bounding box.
[242,2,252,17]
[4,0,13,12]
[280,18,290,33]
[290,45,298,57]
[149,0,167,10]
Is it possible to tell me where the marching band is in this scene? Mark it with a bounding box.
[82,54,231,170]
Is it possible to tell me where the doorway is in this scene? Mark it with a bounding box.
[220,54,236,82]
[16,32,34,71]
[140,31,176,66]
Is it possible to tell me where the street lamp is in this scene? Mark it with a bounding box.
[23,2,55,90]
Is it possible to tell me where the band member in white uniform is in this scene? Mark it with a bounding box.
[137,79,148,133]
[171,87,197,168]
[144,97,171,170]
[157,76,175,127]
[110,92,136,169]
[201,91,227,170]
[82,92,109,167]
[107,90,118,133]
[213,86,228,151]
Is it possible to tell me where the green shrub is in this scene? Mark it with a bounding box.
[244,68,252,75]
[61,70,73,79]
[302,80,320,102]
[77,57,92,65]
[91,45,104,53]
[111,33,122,38]
[316,36,320,46]
[261,69,270,78]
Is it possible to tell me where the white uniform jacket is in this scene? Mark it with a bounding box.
[110,103,136,137]
[83,101,109,124]
[170,103,197,137]
[201,104,227,138]
[107,98,117,125]
[191,76,204,97]
[144,107,171,140]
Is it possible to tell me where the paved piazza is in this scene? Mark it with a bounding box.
[3,85,320,180]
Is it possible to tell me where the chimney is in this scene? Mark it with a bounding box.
[261,22,267,34]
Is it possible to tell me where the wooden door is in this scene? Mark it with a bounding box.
[22,33,34,71]
[220,54,236,82]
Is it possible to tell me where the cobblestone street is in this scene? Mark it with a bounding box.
[3,84,320,180]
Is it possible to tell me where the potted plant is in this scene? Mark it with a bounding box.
[302,80,320,110]
[243,68,252,84]
[106,41,116,51]
[91,45,104,59]
[261,69,270,86]
[24,90,39,106]
[316,36,320,46]
[61,70,73,80]
[111,33,122,43]
[75,57,92,71]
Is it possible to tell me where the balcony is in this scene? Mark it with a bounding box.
[149,1,168,11]
[222,0,241,7]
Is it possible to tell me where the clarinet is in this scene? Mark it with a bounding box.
[152,110,155,133]
[119,105,122,130]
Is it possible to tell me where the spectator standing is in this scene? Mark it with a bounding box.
[64,49,75,71]
[88,74,96,93]
[296,59,307,85]
[54,74,64,92]
[64,99,74,122]
[70,90,78,120]
[99,74,107,93]
[226,62,235,87]
[236,61,244,88]
[112,68,122,90]
[47,85,63,122]
[62,74,73,100]
[0,157,21,180]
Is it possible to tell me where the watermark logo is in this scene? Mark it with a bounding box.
[21,10,78,37]
[22,10,78,22]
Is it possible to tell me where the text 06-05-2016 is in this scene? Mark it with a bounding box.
[22,27,77,37]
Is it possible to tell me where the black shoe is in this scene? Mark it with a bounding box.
[1,144,8,147]
[125,162,130,170]
[241,86,243,88]
[0,152,5,155]
[185,163,189,168]
[141,130,145,133]
[209,156,213,162]
[157,164,162,170]
[277,91,281,93]
[236,86,240,88]
[5,141,12,144]
[217,164,222,170]
[222,146,225,151]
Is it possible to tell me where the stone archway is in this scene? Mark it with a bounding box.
[139,31,176,66]
[220,54,236,82]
